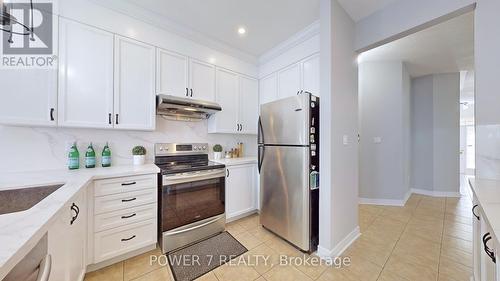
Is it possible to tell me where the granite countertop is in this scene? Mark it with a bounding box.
[0,164,160,279]
[469,178,500,243]
[211,156,257,166]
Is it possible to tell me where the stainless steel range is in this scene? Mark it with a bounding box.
[155,143,226,253]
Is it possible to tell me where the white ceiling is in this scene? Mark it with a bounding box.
[337,0,398,21]
[358,12,474,78]
[119,0,320,57]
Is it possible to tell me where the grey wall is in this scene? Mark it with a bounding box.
[318,0,359,256]
[411,73,460,193]
[359,61,411,201]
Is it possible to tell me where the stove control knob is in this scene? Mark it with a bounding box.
[159,146,164,151]
[202,146,207,150]
[194,147,198,151]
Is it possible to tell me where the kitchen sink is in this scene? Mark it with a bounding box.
[0,184,64,215]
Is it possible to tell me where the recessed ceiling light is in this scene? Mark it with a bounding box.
[237,27,246,35]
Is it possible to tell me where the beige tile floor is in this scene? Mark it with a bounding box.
[84,193,473,281]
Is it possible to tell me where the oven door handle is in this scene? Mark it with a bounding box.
[164,169,225,183]
[166,215,223,236]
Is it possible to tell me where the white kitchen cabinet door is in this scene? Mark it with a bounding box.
[189,59,216,101]
[114,36,156,130]
[239,76,258,135]
[58,19,114,129]
[67,189,87,281]
[259,73,277,105]
[0,69,58,126]
[301,53,320,97]
[480,215,497,281]
[208,68,239,134]
[48,188,87,281]
[156,49,189,97]
[277,63,301,99]
[226,164,257,220]
[0,13,58,127]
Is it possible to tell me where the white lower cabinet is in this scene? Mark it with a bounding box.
[473,195,499,281]
[48,186,87,281]
[88,174,158,264]
[225,164,257,220]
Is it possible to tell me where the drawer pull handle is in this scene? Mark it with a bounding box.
[483,232,496,263]
[121,213,137,219]
[122,197,137,202]
[121,181,137,186]
[472,205,480,221]
[121,235,136,242]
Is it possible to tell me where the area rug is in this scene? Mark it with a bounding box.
[167,232,248,281]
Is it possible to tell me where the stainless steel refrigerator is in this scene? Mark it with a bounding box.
[258,92,319,252]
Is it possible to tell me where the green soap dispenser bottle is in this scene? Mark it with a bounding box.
[68,142,80,170]
[85,143,96,168]
[102,142,111,167]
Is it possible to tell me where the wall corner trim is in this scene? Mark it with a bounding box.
[317,227,360,259]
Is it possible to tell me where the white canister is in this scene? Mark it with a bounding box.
[133,155,145,165]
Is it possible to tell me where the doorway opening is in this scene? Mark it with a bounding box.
[357,11,474,203]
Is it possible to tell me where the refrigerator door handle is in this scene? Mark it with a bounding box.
[258,145,265,173]
[258,116,265,144]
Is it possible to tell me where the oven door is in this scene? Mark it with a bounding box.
[161,169,225,232]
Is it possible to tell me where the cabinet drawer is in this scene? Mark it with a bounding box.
[94,219,156,263]
[94,188,157,214]
[94,203,157,232]
[94,174,157,197]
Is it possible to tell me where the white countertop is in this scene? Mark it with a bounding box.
[211,156,257,166]
[469,178,500,242]
[0,164,160,279]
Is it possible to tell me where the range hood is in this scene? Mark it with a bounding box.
[156,94,222,121]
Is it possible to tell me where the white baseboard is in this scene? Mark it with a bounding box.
[359,190,411,207]
[411,188,461,198]
[317,226,360,258]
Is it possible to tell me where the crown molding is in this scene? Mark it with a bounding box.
[258,20,320,65]
[88,0,259,65]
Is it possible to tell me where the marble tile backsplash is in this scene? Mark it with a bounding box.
[0,117,257,173]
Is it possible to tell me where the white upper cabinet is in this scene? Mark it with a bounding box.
[208,68,258,135]
[156,49,189,97]
[210,68,240,133]
[189,59,216,101]
[58,18,114,129]
[239,76,259,134]
[302,53,320,96]
[0,13,58,127]
[260,52,320,104]
[277,63,301,99]
[0,69,58,127]
[259,73,277,106]
[114,36,156,131]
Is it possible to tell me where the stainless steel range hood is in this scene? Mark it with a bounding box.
[156,94,222,121]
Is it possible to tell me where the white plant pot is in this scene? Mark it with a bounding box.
[213,152,223,160]
[133,155,145,166]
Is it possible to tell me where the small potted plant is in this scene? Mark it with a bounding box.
[213,144,223,160]
[132,146,147,165]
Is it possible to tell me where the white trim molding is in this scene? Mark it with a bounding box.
[359,190,411,207]
[411,188,461,198]
[258,20,320,65]
[317,227,360,259]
